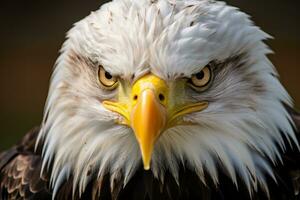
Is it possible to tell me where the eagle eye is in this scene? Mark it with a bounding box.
[98,66,118,89]
[189,65,212,90]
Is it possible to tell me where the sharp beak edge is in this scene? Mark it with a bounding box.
[131,89,166,170]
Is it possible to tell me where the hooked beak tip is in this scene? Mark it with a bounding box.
[144,165,150,171]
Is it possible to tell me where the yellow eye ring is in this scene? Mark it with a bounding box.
[98,66,118,89]
[189,66,212,90]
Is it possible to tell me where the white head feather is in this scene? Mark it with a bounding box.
[37,0,298,197]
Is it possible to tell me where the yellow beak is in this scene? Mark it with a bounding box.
[131,89,166,170]
[103,74,208,170]
[130,75,168,169]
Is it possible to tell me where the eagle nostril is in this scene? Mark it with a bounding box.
[159,93,165,102]
[133,95,138,101]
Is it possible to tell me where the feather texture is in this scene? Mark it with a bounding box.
[1,0,299,199]
[0,112,300,199]
[35,0,299,197]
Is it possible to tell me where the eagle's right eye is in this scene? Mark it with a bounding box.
[98,66,118,89]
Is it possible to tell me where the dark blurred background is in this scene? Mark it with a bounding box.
[0,0,299,151]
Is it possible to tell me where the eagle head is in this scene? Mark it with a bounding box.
[37,0,298,196]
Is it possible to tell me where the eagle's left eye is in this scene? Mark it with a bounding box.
[189,65,212,90]
[98,66,118,89]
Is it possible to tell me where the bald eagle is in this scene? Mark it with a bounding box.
[1,0,300,199]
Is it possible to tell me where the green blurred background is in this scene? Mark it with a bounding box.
[0,0,299,151]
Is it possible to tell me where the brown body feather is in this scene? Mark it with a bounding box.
[1,110,300,200]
